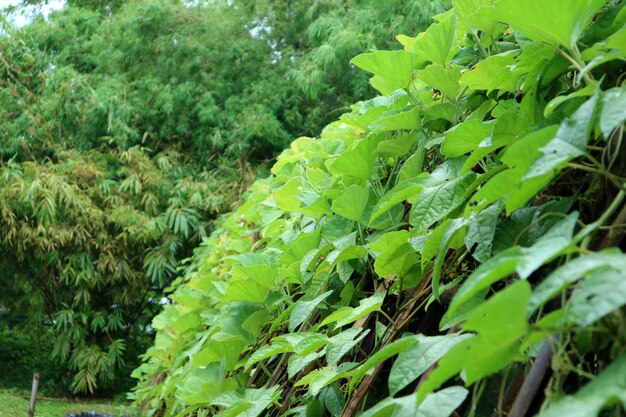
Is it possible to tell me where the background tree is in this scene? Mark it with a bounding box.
[0,0,447,395]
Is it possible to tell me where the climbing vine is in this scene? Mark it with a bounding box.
[132,1,626,416]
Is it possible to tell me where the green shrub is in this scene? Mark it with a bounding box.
[0,322,67,395]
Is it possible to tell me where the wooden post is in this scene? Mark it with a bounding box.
[28,373,39,417]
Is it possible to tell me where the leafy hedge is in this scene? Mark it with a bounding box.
[132,1,626,416]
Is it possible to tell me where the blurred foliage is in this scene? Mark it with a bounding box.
[0,322,66,395]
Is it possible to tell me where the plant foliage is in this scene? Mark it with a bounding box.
[132,1,626,416]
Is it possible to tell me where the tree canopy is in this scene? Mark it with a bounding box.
[0,0,445,395]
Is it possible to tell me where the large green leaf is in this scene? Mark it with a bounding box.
[368,230,420,277]
[349,335,419,390]
[464,202,502,262]
[376,133,419,158]
[211,386,280,417]
[370,106,421,132]
[563,268,626,326]
[329,134,383,180]
[453,0,497,32]
[472,125,559,213]
[409,172,476,231]
[388,333,472,395]
[525,94,600,180]
[419,281,531,400]
[331,185,370,222]
[441,118,493,157]
[413,11,458,66]
[599,85,626,138]
[369,175,435,225]
[351,51,424,90]
[295,362,356,396]
[416,386,468,417]
[449,213,578,316]
[460,50,518,93]
[528,250,626,314]
[492,0,608,48]
[320,292,386,329]
[176,363,237,404]
[224,260,278,303]
[289,290,333,332]
[349,92,411,130]
[360,386,468,417]
[326,329,369,366]
[414,64,462,98]
[288,351,324,378]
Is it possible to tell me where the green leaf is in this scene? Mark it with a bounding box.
[360,386,467,417]
[176,363,237,404]
[376,133,419,158]
[319,383,345,417]
[211,386,280,417]
[289,290,333,332]
[370,106,421,132]
[563,268,626,326]
[326,245,368,266]
[460,50,518,93]
[492,0,608,48]
[464,202,502,262]
[536,355,626,417]
[388,334,471,395]
[351,51,424,90]
[288,352,324,378]
[349,92,411,130]
[225,261,278,303]
[320,292,386,329]
[274,178,330,218]
[245,340,294,368]
[472,125,559,214]
[295,363,355,396]
[368,230,420,277]
[449,213,578,317]
[427,218,468,299]
[416,387,468,417]
[423,102,458,124]
[514,212,578,278]
[326,328,370,365]
[525,94,600,180]
[529,250,626,314]
[409,172,476,231]
[413,11,458,66]
[599,85,626,138]
[453,0,497,32]
[418,281,531,400]
[414,64,462,98]
[544,84,595,118]
[358,390,416,417]
[331,185,370,222]
[441,118,493,157]
[369,175,434,225]
[397,145,425,182]
[329,134,383,180]
[349,335,419,391]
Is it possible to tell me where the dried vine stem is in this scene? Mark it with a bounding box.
[342,275,432,417]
